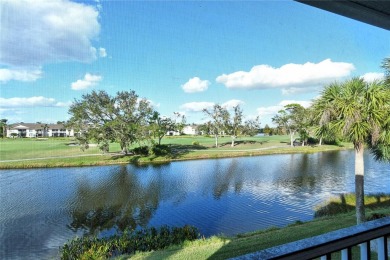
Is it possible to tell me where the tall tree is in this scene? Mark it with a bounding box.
[226,105,244,147]
[149,111,175,145]
[68,90,153,154]
[0,119,7,138]
[203,104,229,148]
[173,112,186,135]
[312,77,390,224]
[272,104,306,146]
[242,117,261,137]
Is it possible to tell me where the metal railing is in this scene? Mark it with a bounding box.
[232,217,390,260]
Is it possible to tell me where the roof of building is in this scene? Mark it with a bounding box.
[296,0,390,31]
[9,123,67,130]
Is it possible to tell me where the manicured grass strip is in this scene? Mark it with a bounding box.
[123,208,390,260]
[0,136,352,169]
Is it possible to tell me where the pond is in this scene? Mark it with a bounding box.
[0,150,389,259]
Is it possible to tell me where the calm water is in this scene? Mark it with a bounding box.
[0,150,389,259]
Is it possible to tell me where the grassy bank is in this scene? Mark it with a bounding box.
[58,194,390,259]
[0,135,352,169]
[81,208,389,260]
[122,196,390,260]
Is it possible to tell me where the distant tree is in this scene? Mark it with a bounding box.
[312,77,390,224]
[41,124,50,137]
[0,119,7,138]
[197,121,212,135]
[242,117,261,137]
[173,112,186,135]
[68,90,153,154]
[149,111,175,145]
[203,104,229,147]
[272,104,307,146]
[263,124,271,136]
[225,105,244,147]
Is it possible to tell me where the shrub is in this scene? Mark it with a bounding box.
[192,141,200,146]
[132,146,149,156]
[151,144,171,156]
[60,225,199,260]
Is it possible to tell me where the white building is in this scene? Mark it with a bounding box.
[7,123,75,138]
[182,125,197,135]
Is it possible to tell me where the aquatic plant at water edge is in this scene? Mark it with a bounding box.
[60,225,199,259]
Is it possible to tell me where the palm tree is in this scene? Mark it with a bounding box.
[312,77,390,224]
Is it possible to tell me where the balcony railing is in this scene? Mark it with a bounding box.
[232,217,390,260]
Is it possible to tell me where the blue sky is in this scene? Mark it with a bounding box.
[1,0,389,126]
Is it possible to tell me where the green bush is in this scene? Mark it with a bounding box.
[132,146,150,156]
[151,144,171,156]
[192,141,200,146]
[60,225,199,259]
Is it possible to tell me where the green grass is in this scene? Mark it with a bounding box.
[116,207,390,260]
[0,135,353,169]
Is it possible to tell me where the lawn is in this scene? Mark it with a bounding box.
[0,135,352,168]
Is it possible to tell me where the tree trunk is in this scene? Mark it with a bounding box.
[355,143,365,224]
[231,135,236,147]
[319,136,322,146]
[290,131,294,147]
[215,134,218,148]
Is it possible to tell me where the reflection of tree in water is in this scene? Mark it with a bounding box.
[274,152,347,193]
[212,159,244,199]
[67,166,162,235]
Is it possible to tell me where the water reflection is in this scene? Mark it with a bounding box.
[1,150,389,259]
[68,166,162,235]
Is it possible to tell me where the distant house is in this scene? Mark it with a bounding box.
[7,123,75,138]
[182,125,197,135]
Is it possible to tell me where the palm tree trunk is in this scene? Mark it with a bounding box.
[215,134,218,148]
[355,143,365,224]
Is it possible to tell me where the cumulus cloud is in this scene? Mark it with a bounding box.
[0,68,42,83]
[71,73,102,90]
[361,72,385,83]
[0,0,100,67]
[0,96,70,108]
[182,77,210,93]
[221,99,245,110]
[216,59,355,94]
[180,102,215,112]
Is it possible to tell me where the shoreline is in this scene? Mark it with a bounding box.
[0,144,353,169]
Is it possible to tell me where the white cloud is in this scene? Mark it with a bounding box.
[182,77,210,93]
[180,102,215,112]
[0,96,70,108]
[360,72,385,83]
[99,47,107,58]
[0,68,42,83]
[216,59,355,93]
[221,99,245,110]
[0,0,100,67]
[71,73,102,90]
